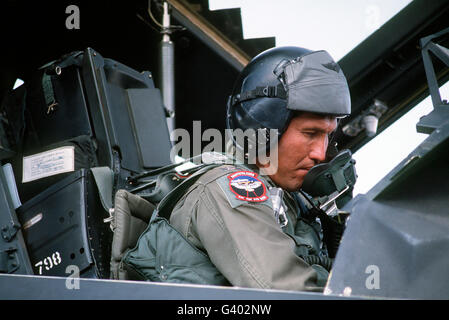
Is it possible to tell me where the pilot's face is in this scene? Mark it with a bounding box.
[268,112,337,192]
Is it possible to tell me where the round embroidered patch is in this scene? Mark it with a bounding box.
[228,171,268,202]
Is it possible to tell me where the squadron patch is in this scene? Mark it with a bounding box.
[227,171,268,202]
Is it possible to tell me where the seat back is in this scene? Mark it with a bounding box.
[110,189,155,280]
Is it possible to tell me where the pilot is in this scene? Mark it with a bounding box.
[123,46,351,291]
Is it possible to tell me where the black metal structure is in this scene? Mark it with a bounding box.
[417,26,449,133]
[0,165,33,276]
[327,27,449,299]
[16,169,111,279]
[327,119,449,299]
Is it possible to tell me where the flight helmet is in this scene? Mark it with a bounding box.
[226,46,351,159]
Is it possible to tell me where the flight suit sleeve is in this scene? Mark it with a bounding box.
[187,176,326,292]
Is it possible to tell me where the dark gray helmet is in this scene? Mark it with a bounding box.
[226,46,351,156]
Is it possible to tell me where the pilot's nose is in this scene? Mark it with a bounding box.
[309,136,328,163]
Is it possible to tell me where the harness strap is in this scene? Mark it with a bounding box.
[156,164,221,221]
[41,73,57,111]
[40,51,84,113]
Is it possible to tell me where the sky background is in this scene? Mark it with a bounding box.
[209,0,447,196]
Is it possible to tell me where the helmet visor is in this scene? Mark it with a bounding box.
[279,50,351,117]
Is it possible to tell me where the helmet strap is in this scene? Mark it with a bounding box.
[230,84,286,106]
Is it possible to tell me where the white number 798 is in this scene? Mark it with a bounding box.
[34,252,62,275]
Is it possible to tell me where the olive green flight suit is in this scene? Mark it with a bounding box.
[169,164,329,292]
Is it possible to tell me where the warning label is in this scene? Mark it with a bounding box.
[22,146,75,183]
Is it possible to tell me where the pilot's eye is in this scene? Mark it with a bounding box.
[303,131,315,137]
